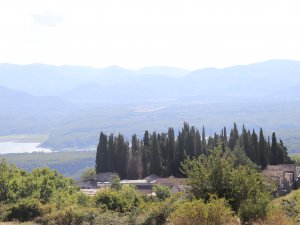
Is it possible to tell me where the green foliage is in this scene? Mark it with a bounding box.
[291,154,300,164]
[95,123,292,181]
[280,199,299,220]
[238,193,270,222]
[169,197,237,225]
[110,174,122,191]
[0,159,78,205]
[181,147,271,222]
[80,167,96,181]
[6,198,43,222]
[36,206,87,225]
[2,150,96,179]
[153,184,171,201]
[119,185,142,210]
[95,185,142,213]
[95,189,126,212]
[142,198,177,225]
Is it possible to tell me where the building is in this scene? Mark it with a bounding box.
[263,164,300,195]
[155,177,188,193]
[78,173,188,195]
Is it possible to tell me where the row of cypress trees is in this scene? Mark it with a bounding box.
[95,122,292,179]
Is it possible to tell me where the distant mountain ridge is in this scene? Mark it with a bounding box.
[1,60,300,152]
[1,60,300,101]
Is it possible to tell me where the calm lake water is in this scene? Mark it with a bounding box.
[0,142,52,154]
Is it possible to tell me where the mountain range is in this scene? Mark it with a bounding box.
[0,60,300,152]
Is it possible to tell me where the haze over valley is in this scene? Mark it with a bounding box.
[1,59,300,153]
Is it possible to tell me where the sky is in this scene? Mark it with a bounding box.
[0,0,300,70]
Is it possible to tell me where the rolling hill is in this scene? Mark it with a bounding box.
[1,60,300,152]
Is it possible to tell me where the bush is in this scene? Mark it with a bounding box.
[142,198,177,225]
[169,197,238,225]
[6,198,43,222]
[280,199,299,220]
[238,192,270,222]
[36,206,87,225]
[252,207,293,225]
[153,184,171,201]
[95,189,126,212]
[119,185,142,210]
[0,203,11,221]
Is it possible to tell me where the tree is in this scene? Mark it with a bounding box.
[241,126,251,160]
[153,184,171,201]
[258,128,268,168]
[114,134,129,179]
[270,132,278,165]
[228,123,239,150]
[167,128,176,176]
[128,134,141,179]
[202,126,207,155]
[279,140,293,164]
[141,131,150,177]
[110,175,122,191]
[108,134,115,172]
[251,130,260,165]
[194,130,202,157]
[181,147,270,221]
[95,132,108,174]
[149,132,162,176]
[80,167,96,181]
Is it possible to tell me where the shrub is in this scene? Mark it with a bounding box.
[252,207,293,225]
[0,203,11,221]
[153,184,171,201]
[169,197,237,225]
[95,189,126,212]
[119,185,142,210]
[280,199,299,220]
[6,198,43,222]
[238,192,270,222]
[110,175,122,191]
[142,199,177,225]
[36,206,86,225]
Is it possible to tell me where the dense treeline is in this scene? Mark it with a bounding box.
[95,122,293,179]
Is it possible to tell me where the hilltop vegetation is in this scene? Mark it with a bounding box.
[2,151,95,179]
[95,122,292,179]
[0,146,297,225]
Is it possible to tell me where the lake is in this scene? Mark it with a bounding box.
[0,142,52,154]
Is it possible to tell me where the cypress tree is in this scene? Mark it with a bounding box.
[270,132,278,165]
[184,131,194,157]
[141,131,150,177]
[251,130,259,165]
[149,132,162,176]
[279,140,293,164]
[107,133,115,172]
[267,136,271,164]
[229,123,239,150]
[128,134,141,179]
[194,130,202,156]
[240,125,251,160]
[167,128,176,176]
[175,131,185,176]
[202,126,207,155]
[258,128,268,168]
[95,132,108,174]
[115,134,129,179]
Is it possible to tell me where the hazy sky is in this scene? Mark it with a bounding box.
[1,0,300,69]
